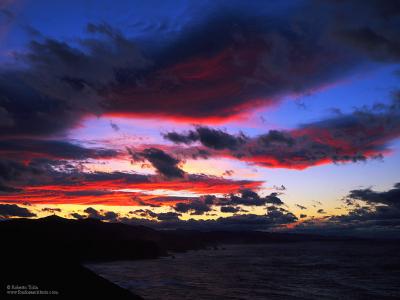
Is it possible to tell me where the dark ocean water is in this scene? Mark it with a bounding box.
[86,242,400,300]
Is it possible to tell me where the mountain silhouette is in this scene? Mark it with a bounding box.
[0,216,363,299]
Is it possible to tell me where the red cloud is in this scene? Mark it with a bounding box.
[0,174,263,206]
[104,38,342,123]
[0,139,119,161]
[162,100,400,169]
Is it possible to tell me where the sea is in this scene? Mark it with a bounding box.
[86,242,400,300]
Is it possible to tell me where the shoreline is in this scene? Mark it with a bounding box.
[2,260,143,299]
[2,217,398,299]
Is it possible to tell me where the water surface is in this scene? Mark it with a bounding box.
[87,242,400,299]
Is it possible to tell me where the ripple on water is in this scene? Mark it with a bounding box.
[86,242,400,300]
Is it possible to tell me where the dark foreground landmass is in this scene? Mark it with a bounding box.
[0,216,385,299]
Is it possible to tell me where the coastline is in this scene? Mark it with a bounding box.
[1,259,143,299]
[2,216,397,299]
[85,242,400,300]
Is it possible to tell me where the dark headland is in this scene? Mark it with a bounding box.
[0,216,376,299]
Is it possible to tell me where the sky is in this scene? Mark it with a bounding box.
[0,0,400,237]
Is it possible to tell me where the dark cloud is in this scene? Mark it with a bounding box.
[84,207,119,221]
[220,206,240,213]
[155,212,181,221]
[70,212,85,220]
[174,199,211,215]
[296,204,307,210]
[0,184,21,193]
[136,200,161,208]
[84,207,102,218]
[223,189,263,206]
[331,206,400,224]
[0,8,14,23]
[346,183,400,208]
[0,139,118,160]
[295,206,400,239]
[0,158,115,195]
[219,189,284,207]
[3,0,398,140]
[299,214,307,218]
[163,98,400,169]
[110,121,120,132]
[0,23,148,138]
[0,1,398,142]
[293,183,400,238]
[162,131,199,145]
[202,195,216,205]
[264,209,297,224]
[0,75,83,138]
[330,0,400,62]
[265,193,284,205]
[93,208,181,222]
[258,130,295,147]
[5,167,259,194]
[139,190,288,216]
[103,211,119,221]
[115,0,399,120]
[121,210,298,231]
[105,13,355,121]
[0,204,36,218]
[0,158,262,205]
[222,170,234,176]
[131,209,181,221]
[0,158,46,190]
[129,148,185,179]
[163,126,247,150]
[131,209,157,218]
[0,159,37,182]
[317,209,326,214]
[41,207,61,213]
[273,185,286,191]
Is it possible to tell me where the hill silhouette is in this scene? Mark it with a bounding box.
[0,216,364,299]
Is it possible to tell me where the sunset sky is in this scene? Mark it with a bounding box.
[0,0,399,237]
